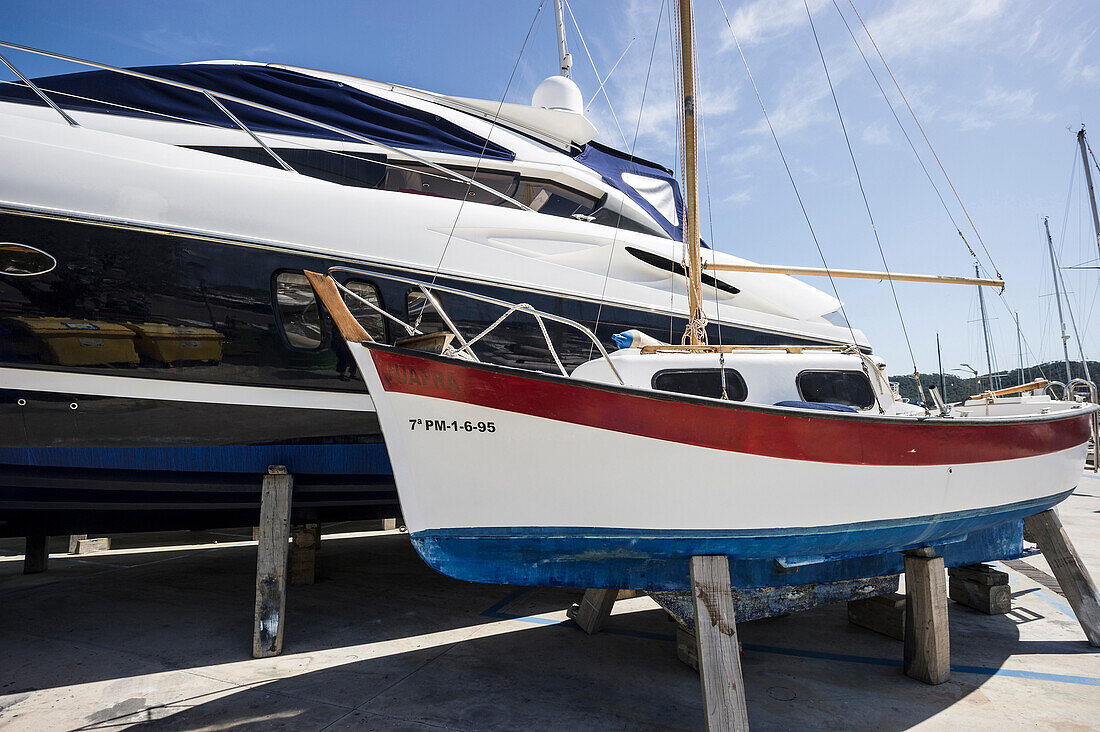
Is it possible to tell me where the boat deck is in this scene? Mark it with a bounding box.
[1,479,1098,729]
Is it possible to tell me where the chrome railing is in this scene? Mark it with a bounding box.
[0,40,534,213]
[325,266,624,385]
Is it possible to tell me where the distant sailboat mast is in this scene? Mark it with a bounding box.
[1044,217,1074,383]
[1078,127,1100,259]
[975,263,999,389]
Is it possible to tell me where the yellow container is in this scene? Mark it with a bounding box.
[126,323,224,364]
[8,316,140,366]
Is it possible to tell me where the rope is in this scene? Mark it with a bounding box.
[804,1,921,396]
[715,0,861,350]
[846,0,1002,281]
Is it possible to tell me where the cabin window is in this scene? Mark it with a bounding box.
[406,290,448,334]
[186,147,387,188]
[342,280,386,341]
[383,163,520,206]
[274,272,323,349]
[516,179,598,218]
[0,242,56,276]
[651,369,747,401]
[797,370,875,409]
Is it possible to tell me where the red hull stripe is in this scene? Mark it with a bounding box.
[367,347,1092,466]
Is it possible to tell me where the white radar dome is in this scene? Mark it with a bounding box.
[532,75,583,114]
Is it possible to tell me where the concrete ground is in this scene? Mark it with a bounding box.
[1,491,1098,730]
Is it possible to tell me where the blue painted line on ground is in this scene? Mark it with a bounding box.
[478,590,1100,688]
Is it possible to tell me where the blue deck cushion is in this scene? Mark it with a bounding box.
[773,400,859,413]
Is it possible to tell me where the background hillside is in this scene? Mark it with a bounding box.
[889,360,1100,404]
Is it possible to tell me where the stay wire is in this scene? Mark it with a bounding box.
[830,0,973,260]
[846,0,1001,281]
[421,0,544,327]
[565,0,629,148]
[590,0,666,354]
[804,1,918,378]
[714,0,860,349]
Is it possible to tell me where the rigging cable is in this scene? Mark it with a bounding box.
[589,0,666,355]
[804,0,922,402]
[564,0,629,148]
[714,0,861,351]
[421,0,545,327]
[845,0,1002,281]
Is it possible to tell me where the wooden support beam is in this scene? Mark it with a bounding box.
[23,535,48,574]
[703,261,1004,287]
[68,534,87,553]
[289,522,320,586]
[72,537,110,555]
[253,466,293,658]
[903,552,950,684]
[690,555,750,731]
[848,592,906,641]
[1024,509,1100,646]
[571,588,619,635]
[948,564,1010,615]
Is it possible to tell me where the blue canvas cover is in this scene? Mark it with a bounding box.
[574,140,693,242]
[0,64,515,161]
[773,400,859,413]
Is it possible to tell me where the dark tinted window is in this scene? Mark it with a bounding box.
[797,370,875,409]
[188,146,387,188]
[406,290,447,333]
[342,280,386,341]
[275,272,323,349]
[652,369,747,401]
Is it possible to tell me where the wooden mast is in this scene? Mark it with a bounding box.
[676,0,706,345]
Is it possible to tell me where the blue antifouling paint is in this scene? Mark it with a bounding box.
[0,444,392,475]
[408,508,1036,590]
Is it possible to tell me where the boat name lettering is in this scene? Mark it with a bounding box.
[409,418,496,434]
[384,363,460,392]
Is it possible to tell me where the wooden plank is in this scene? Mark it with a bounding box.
[1023,509,1100,647]
[690,555,750,731]
[253,466,293,658]
[903,553,950,684]
[23,535,48,575]
[948,563,1009,587]
[847,593,906,641]
[571,588,618,635]
[949,577,1011,615]
[289,522,320,586]
[68,534,87,553]
[74,537,110,554]
[703,261,1004,287]
[303,270,372,343]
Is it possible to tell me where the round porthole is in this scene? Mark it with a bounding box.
[0,242,57,277]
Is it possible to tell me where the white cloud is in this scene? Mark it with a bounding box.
[942,86,1052,131]
[724,188,752,204]
[716,0,828,49]
[862,121,890,145]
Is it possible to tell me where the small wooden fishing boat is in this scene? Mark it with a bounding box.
[305,268,1096,589]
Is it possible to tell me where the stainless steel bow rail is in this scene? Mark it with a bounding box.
[0,40,535,213]
[325,265,625,385]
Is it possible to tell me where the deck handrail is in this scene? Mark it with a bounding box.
[0,40,534,213]
[323,266,624,385]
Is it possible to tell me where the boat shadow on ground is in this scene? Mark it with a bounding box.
[1,530,1094,731]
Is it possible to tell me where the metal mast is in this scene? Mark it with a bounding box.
[1015,312,1024,385]
[1079,127,1100,259]
[936,333,946,397]
[1044,217,1073,382]
[975,263,999,389]
[553,0,572,78]
[675,0,706,345]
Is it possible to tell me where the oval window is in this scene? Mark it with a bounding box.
[0,243,57,277]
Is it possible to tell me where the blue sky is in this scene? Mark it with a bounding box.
[3,0,1100,376]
